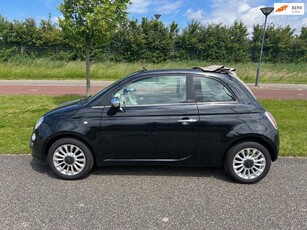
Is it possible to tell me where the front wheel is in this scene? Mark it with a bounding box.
[48,138,94,180]
[224,142,271,184]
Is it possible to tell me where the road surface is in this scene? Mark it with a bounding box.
[0,155,306,230]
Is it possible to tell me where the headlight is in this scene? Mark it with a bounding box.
[35,116,44,130]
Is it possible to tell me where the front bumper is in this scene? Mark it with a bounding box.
[30,131,47,164]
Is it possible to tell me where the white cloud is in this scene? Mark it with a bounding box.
[184,0,306,35]
[185,9,205,21]
[128,0,151,14]
[129,0,183,16]
[155,1,184,15]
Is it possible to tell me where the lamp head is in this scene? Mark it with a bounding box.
[260,7,274,16]
[154,14,161,20]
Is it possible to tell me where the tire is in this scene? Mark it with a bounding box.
[48,138,94,180]
[224,142,271,184]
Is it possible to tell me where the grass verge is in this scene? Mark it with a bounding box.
[259,99,307,157]
[0,95,80,154]
[0,96,306,156]
[0,59,307,83]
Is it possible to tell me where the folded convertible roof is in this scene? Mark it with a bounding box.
[193,65,236,74]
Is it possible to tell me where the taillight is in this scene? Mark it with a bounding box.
[265,111,278,129]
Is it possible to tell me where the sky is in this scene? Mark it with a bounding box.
[0,0,306,34]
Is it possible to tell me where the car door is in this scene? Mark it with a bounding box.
[99,74,199,160]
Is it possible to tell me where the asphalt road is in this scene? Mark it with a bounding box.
[0,155,306,230]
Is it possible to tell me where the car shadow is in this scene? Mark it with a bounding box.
[30,159,232,183]
[30,158,58,179]
[91,165,232,183]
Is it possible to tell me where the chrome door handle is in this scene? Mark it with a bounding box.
[178,118,197,125]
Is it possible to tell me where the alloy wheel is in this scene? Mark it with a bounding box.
[232,148,266,180]
[52,144,86,176]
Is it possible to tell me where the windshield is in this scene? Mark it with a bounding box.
[78,95,92,105]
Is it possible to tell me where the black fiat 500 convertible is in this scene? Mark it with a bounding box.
[30,66,279,183]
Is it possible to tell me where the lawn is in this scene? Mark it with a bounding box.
[0,59,306,83]
[0,95,80,154]
[259,99,307,157]
[0,96,306,156]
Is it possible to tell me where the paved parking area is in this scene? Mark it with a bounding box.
[0,155,306,230]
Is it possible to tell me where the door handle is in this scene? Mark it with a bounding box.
[178,118,198,125]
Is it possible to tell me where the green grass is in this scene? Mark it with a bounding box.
[0,95,306,156]
[259,99,307,157]
[0,95,80,154]
[0,58,306,83]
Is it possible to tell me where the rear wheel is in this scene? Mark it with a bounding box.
[48,138,94,180]
[224,142,271,184]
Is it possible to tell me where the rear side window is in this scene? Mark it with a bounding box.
[194,77,236,102]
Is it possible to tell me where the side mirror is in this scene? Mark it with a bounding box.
[108,97,124,116]
[111,97,120,108]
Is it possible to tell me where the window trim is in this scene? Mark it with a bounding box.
[101,102,197,109]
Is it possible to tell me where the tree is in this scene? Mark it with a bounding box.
[294,27,307,62]
[58,0,130,96]
[0,15,8,43]
[38,14,63,46]
[140,18,174,63]
[228,21,249,62]
[251,24,298,63]
[201,23,229,61]
[2,18,38,46]
[176,20,203,60]
[110,18,178,63]
[110,19,146,62]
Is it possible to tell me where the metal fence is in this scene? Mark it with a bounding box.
[0,44,73,55]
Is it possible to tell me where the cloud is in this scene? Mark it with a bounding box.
[155,1,184,15]
[129,0,183,15]
[184,0,306,34]
[128,0,151,14]
[184,9,205,21]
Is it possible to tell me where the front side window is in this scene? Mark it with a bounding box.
[114,75,187,106]
[194,76,236,102]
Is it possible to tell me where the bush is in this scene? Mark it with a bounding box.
[0,47,16,62]
[48,50,76,61]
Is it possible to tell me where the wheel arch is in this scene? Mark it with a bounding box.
[222,136,278,165]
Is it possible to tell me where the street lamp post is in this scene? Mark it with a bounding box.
[255,7,274,87]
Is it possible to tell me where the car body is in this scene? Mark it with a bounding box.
[30,65,279,183]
